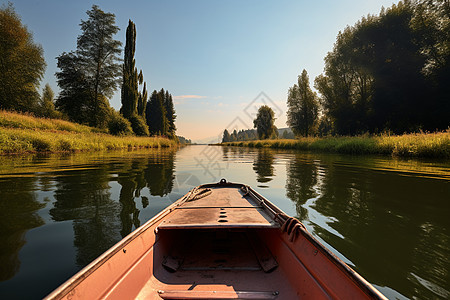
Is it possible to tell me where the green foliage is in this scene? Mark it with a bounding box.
[314,1,449,135]
[146,89,176,138]
[253,105,278,139]
[0,4,46,112]
[56,5,121,128]
[108,110,133,136]
[223,130,450,158]
[137,81,147,118]
[129,114,149,136]
[287,69,319,136]
[37,84,61,118]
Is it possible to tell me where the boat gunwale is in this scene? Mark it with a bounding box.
[44,188,197,300]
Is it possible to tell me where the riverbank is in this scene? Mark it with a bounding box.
[0,111,177,154]
[221,131,450,159]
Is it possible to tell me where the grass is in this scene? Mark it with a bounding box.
[0,110,177,154]
[221,131,450,159]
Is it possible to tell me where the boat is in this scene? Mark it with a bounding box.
[46,179,386,299]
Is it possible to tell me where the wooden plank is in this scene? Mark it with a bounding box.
[247,232,278,273]
[158,208,278,229]
[158,290,279,299]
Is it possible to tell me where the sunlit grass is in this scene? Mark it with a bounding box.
[222,131,450,158]
[0,111,177,154]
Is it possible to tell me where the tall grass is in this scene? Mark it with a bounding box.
[222,131,450,159]
[0,111,177,154]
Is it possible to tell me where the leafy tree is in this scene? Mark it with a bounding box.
[253,105,277,139]
[56,5,121,128]
[287,69,319,136]
[55,52,91,123]
[0,4,46,112]
[38,84,59,118]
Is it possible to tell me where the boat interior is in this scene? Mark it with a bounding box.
[139,228,299,299]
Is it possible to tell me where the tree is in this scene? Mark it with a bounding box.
[146,89,168,135]
[56,5,121,128]
[0,4,46,112]
[287,69,319,136]
[253,105,277,139]
[121,20,138,118]
[222,129,231,143]
[38,84,58,118]
[164,90,176,138]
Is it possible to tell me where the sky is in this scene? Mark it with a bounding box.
[6,0,399,142]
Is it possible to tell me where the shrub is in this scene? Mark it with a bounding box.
[129,115,149,136]
[108,111,133,136]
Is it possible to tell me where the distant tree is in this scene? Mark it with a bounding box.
[56,5,121,128]
[38,84,59,118]
[222,129,231,143]
[164,90,176,138]
[121,20,138,119]
[287,69,319,136]
[230,129,238,142]
[253,105,277,139]
[0,4,46,112]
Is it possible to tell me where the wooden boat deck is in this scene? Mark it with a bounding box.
[158,187,279,230]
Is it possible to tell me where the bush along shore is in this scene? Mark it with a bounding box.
[221,131,450,159]
[0,111,177,154]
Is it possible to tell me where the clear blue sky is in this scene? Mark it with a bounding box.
[7,0,398,142]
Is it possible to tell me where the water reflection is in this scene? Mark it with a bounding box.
[0,147,448,300]
[0,176,45,281]
[253,149,275,187]
[284,154,450,299]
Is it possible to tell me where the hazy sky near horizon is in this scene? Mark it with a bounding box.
[8,0,399,142]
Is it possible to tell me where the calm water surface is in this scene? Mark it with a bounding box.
[0,145,449,299]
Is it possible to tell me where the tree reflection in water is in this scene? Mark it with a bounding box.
[49,149,176,268]
[0,176,45,281]
[253,149,275,187]
[284,153,450,299]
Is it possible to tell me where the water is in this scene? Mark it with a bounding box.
[0,145,449,299]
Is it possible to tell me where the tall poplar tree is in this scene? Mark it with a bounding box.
[121,20,138,118]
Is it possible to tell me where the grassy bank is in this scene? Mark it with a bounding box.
[221,131,450,159]
[0,111,177,154]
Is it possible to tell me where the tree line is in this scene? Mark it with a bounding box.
[0,4,177,139]
[289,0,449,136]
[222,0,449,141]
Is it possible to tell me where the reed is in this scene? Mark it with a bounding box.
[222,131,450,158]
[0,111,177,154]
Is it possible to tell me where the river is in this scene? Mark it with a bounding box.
[0,145,448,299]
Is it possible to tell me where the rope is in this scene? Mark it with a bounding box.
[187,188,212,201]
[281,217,306,242]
